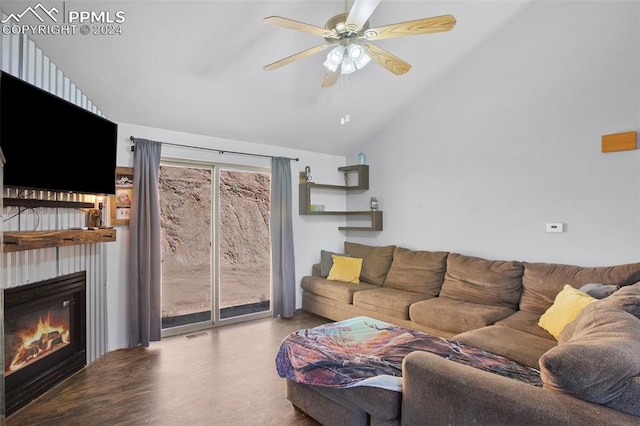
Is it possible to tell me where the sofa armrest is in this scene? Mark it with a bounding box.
[401,351,639,426]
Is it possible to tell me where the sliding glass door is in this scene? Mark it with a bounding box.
[218,169,271,319]
[160,161,271,336]
[159,163,213,333]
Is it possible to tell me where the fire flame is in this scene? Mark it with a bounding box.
[8,313,70,373]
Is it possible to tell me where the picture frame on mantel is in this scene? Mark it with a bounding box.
[110,166,133,226]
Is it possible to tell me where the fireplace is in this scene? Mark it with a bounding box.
[4,271,86,416]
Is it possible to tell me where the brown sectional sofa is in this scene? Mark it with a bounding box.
[288,241,640,425]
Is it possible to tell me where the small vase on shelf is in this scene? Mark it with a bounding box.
[358,152,367,165]
[369,197,379,211]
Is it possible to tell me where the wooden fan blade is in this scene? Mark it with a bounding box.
[263,44,331,71]
[345,0,382,32]
[363,43,411,75]
[362,14,457,41]
[264,16,337,39]
[321,70,340,88]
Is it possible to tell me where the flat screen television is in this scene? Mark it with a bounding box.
[0,71,118,195]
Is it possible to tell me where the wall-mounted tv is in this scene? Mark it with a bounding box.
[0,71,118,195]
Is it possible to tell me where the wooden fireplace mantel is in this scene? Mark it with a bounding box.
[3,228,117,253]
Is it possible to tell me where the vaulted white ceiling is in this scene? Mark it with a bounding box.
[2,0,534,155]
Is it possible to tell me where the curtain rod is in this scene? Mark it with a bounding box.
[129,136,299,162]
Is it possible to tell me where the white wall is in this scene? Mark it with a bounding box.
[347,1,640,266]
[107,122,349,350]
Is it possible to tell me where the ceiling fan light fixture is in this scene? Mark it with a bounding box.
[356,53,371,69]
[323,45,346,72]
[347,43,364,59]
[341,56,357,74]
[347,43,371,69]
[263,3,457,87]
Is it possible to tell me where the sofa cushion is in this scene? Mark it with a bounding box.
[454,325,557,369]
[520,261,640,315]
[285,378,402,423]
[606,377,640,417]
[320,250,352,277]
[327,255,363,284]
[560,282,640,344]
[439,253,523,310]
[410,296,515,334]
[353,287,429,320]
[300,276,378,304]
[285,380,369,424]
[597,282,640,317]
[344,242,396,286]
[495,310,557,340]
[538,285,597,340]
[579,283,620,299]
[539,303,640,416]
[383,247,448,296]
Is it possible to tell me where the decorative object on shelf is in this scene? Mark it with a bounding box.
[310,204,326,212]
[97,197,104,226]
[370,197,379,211]
[88,197,105,227]
[110,166,133,226]
[300,165,312,183]
[88,208,101,228]
[358,152,367,165]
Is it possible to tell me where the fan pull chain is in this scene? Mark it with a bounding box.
[340,0,350,125]
[340,72,350,125]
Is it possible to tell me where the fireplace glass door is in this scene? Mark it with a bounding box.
[5,301,72,377]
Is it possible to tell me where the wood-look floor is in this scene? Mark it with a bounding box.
[7,311,328,426]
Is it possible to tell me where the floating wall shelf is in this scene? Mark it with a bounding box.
[3,229,117,253]
[299,164,382,231]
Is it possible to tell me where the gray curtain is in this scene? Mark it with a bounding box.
[271,157,296,318]
[128,138,163,347]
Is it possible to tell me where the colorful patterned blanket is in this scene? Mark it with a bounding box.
[276,316,542,392]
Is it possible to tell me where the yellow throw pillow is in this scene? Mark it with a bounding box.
[327,255,363,284]
[538,285,597,339]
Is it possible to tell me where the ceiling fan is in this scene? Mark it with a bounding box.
[263,0,456,88]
